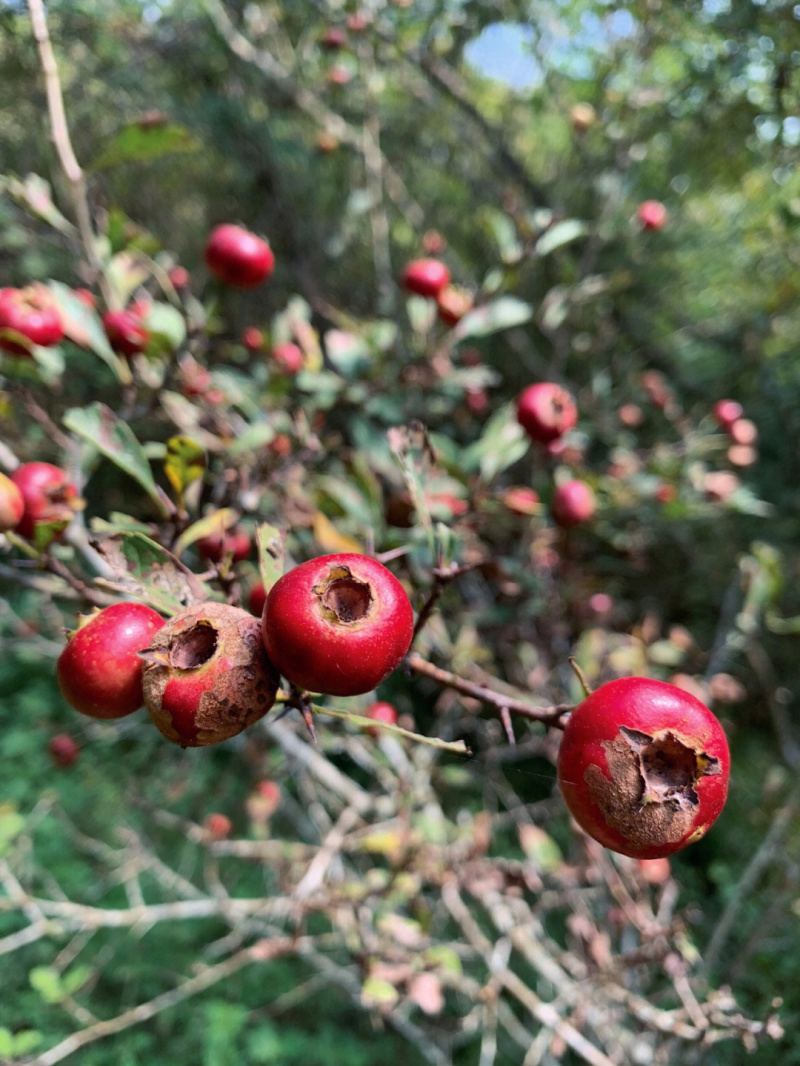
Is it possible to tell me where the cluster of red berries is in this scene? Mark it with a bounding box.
[55,552,414,748]
[400,257,474,329]
[0,463,80,543]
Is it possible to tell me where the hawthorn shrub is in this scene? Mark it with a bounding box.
[0,2,796,1065]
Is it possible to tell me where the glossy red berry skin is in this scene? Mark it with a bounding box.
[48,733,80,768]
[204,224,275,288]
[637,200,668,231]
[242,327,263,352]
[0,287,64,355]
[0,472,25,532]
[516,383,577,444]
[552,480,596,528]
[57,603,165,720]
[102,309,150,357]
[271,342,304,374]
[11,462,79,542]
[262,553,414,697]
[712,399,743,431]
[248,582,267,617]
[401,259,451,298]
[557,676,730,859]
[141,602,279,747]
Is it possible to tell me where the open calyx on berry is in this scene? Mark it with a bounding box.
[261,552,414,697]
[557,676,730,859]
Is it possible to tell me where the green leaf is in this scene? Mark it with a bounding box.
[462,401,529,480]
[47,281,132,383]
[534,218,588,257]
[324,328,371,377]
[64,403,167,514]
[92,531,212,613]
[61,965,92,997]
[10,1030,42,1057]
[255,523,285,594]
[29,966,64,1004]
[141,301,187,355]
[0,808,25,856]
[90,122,201,171]
[453,296,533,340]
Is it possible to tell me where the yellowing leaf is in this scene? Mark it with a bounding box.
[312,512,363,554]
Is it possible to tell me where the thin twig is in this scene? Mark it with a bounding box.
[406,651,571,729]
[26,0,111,304]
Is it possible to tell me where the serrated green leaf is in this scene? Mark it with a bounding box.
[64,403,166,514]
[90,122,200,171]
[92,531,212,613]
[453,296,532,340]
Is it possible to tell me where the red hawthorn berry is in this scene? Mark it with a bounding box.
[516,383,577,444]
[320,26,348,49]
[195,527,252,564]
[728,418,758,446]
[261,553,414,696]
[0,471,25,532]
[57,602,165,719]
[436,285,473,326]
[271,342,304,375]
[242,327,264,352]
[364,700,399,737]
[0,286,64,355]
[102,308,150,358]
[140,602,280,747]
[48,733,80,768]
[204,813,233,840]
[168,266,190,290]
[712,399,743,431]
[637,200,669,231]
[557,676,730,859]
[552,480,596,528]
[327,65,352,86]
[401,258,451,299]
[11,462,80,543]
[248,582,267,617]
[204,224,275,288]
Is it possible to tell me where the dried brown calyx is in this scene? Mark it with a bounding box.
[585,726,721,851]
[313,565,373,624]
